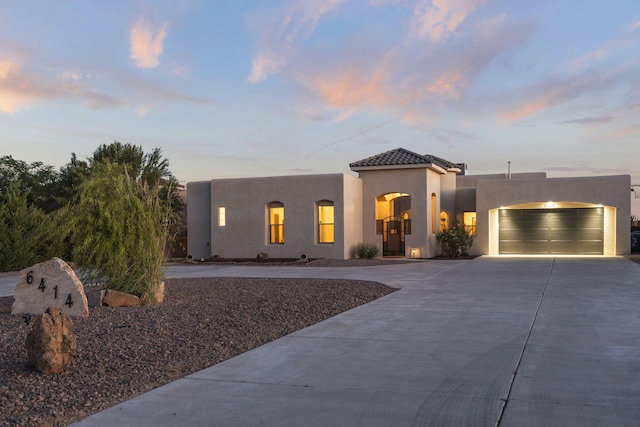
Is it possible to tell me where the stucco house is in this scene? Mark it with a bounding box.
[187,148,631,259]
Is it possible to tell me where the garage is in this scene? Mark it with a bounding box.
[499,208,604,255]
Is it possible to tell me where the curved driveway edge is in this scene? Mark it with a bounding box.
[71,257,640,426]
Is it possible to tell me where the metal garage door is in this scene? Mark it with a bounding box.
[499,208,604,255]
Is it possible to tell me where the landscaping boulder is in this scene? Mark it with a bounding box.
[102,289,140,307]
[12,257,89,318]
[25,307,77,374]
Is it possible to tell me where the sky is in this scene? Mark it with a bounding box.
[1,0,639,216]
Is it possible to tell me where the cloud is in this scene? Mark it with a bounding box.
[558,116,616,125]
[247,0,347,83]
[572,48,609,71]
[499,70,616,122]
[130,19,169,68]
[0,56,209,115]
[614,124,640,138]
[294,11,528,126]
[427,70,465,98]
[0,60,20,79]
[248,53,281,84]
[311,70,391,109]
[57,70,85,81]
[0,60,30,112]
[411,0,485,43]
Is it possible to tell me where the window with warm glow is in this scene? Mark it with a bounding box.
[318,201,334,244]
[440,211,449,231]
[464,211,477,235]
[431,193,437,234]
[218,207,226,227]
[269,202,284,244]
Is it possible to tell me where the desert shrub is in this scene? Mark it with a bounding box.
[66,162,173,302]
[436,221,475,257]
[351,242,380,259]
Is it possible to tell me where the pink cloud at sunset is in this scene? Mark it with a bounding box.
[130,19,169,69]
[0,60,29,113]
[312,72,391,109]
[412,0,485,43]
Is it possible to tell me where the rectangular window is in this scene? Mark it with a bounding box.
[218,207,226,227]
[464,211,477,235]
[269,206,284,244]
[318,205,334,243]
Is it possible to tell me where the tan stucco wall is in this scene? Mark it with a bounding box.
[425,168,442,258]
[342,174,364,258]
[208,174,357,259]
[357,167,455,258]
[186,181,212,260]
[454,173,547,224]
[457,172,547,188]
[440,171,457,218]
[473,175,631,255]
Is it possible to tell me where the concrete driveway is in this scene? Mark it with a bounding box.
[62,257,640,426]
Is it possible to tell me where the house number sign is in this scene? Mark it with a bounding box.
[11,257,88,318]
[26,270,74,308]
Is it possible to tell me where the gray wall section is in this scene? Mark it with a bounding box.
[186,181,212,260]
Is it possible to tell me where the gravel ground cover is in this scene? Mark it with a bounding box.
[0,276,396,427]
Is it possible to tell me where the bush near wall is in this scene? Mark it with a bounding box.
[351,243,380,259]
[436,222,475,258]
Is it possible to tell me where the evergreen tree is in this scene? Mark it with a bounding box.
[0,183,61,271]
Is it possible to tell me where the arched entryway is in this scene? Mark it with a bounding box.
[376,193,411,256]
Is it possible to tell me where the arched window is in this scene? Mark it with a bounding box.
[440,211,449,231]
[268,202,284,244]
[317,200,334,244]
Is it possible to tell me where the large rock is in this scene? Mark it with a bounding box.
[102,289,140,307]
[25,307,77,374]
[12,258,89,318]
[84,286,106,307]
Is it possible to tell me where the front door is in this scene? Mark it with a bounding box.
[382,216,405,256]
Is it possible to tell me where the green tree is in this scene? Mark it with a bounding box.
[0,183,62,271]
[54,153,91,205]
[0,155,60,213]
[91,142,173,186]
[67,162,172,302]
[91,142,184,235]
